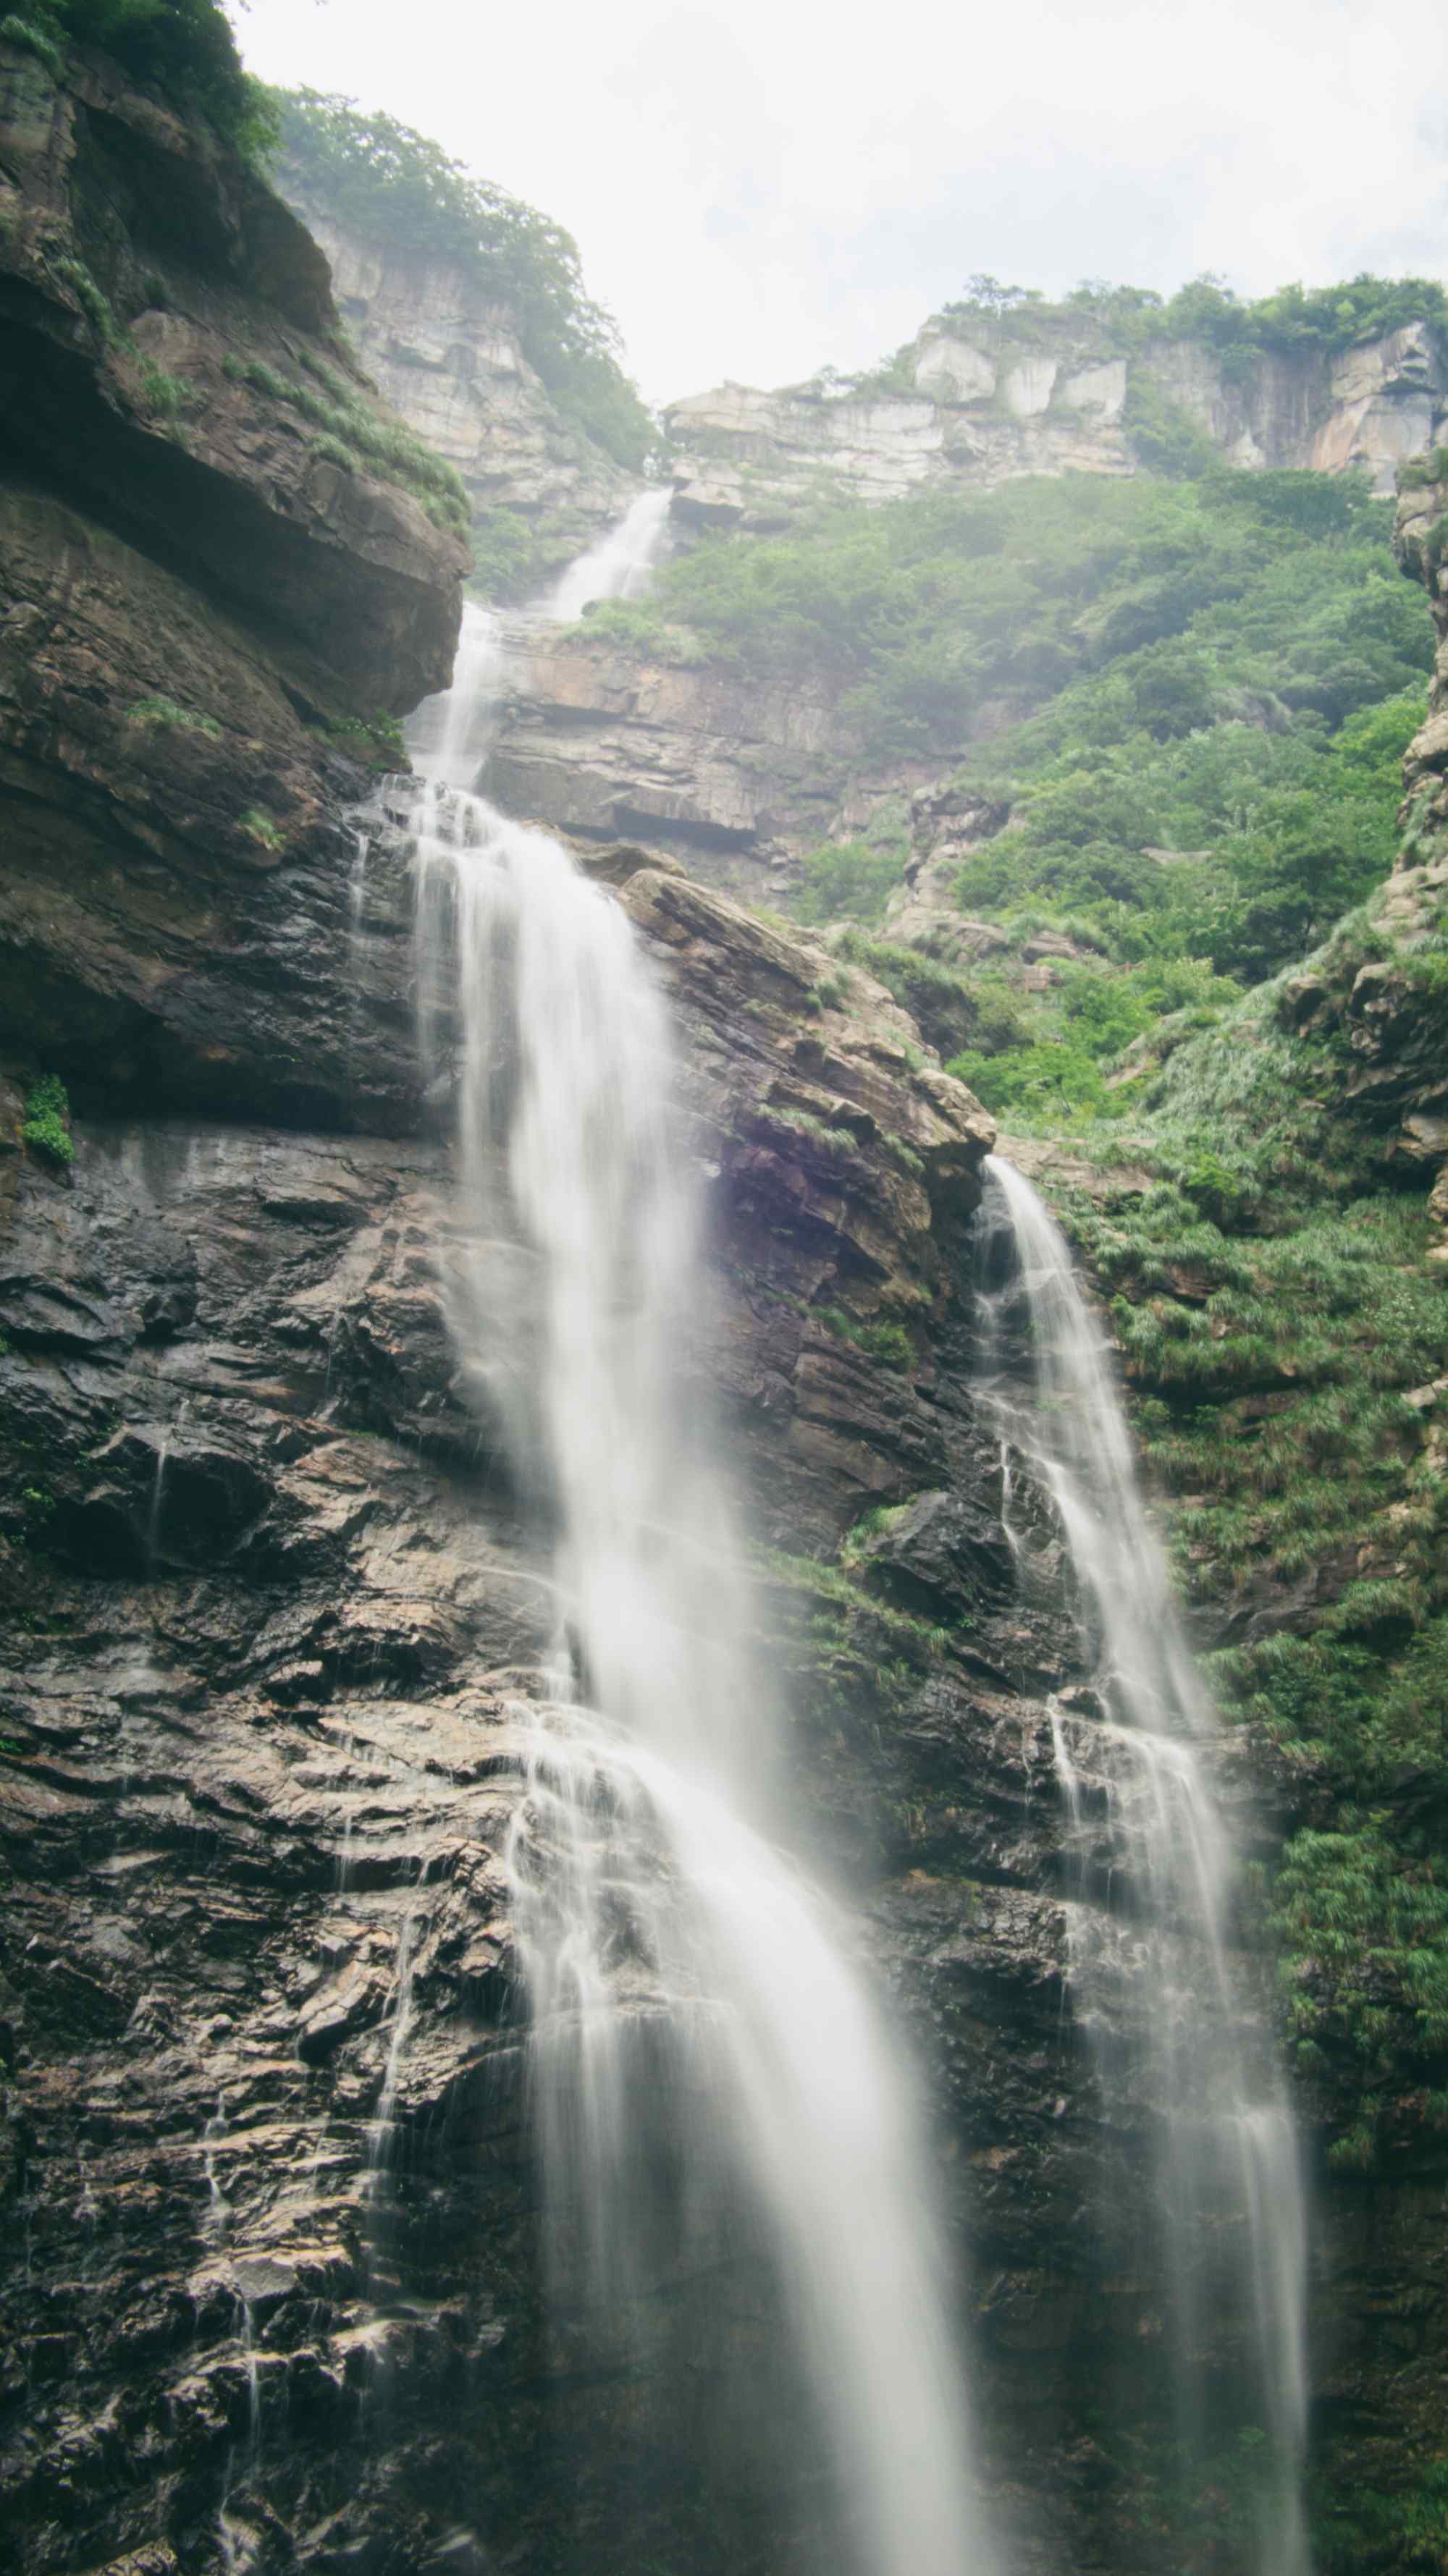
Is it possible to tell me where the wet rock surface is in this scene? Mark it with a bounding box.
[0,43,466,708]
[4,59,1443,2571]
[0,888,1303,2574]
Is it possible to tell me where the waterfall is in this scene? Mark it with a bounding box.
[404,599,503,792]
[395,516,1001,2576]
[977,1153,1309,2575]
[544,486,672,622]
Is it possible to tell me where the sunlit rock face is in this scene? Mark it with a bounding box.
[484,623,916,900]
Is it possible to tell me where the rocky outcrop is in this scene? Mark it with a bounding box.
[279,189,638,586]
[667,313,1448,523]
[484,625,920,895]
[0,37,476,1134]
[1394,448,1448,819]
[1260,453,1448,1175]
[0,42,467,705]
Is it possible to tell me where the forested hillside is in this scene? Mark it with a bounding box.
[582,455,1434,1123]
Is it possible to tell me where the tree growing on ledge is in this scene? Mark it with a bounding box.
[0,0,278,154]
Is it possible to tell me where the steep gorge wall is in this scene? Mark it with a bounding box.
[0,40,1210,2576]
[2,42,1443,2576]
[277,185,639,585]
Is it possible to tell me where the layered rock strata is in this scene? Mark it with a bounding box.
[667,315,1448,524]
[279,187,638,584]
[4,44,1434,2576]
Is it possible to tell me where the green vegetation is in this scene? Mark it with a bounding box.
[134,356,198,418]
[240,805,283,851]
[270,90,654,473]
[21,1073,72,1166]
[5,1,277,153]
[1034,869,1448,2162]
[1,11,63,74]
[221,347,469,531]
[815,1307,915,1372]
[50,251,119,343]
[1399,445,1448,494]
[925,269,1448,368]
[796,801,912,926]
[469,508,552,604]
[46,258,198,429]
[755,1547,948,1656]
[1314,2457,1448,2571]
[631,462,1428,1115]
[127,694,222,738]
[310,708,406,771]
[592,472,1427,877]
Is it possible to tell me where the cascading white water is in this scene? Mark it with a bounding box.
[544,486,672,622]
[977,1153,1309,2575]
[405,599,503,793]
[397,525,1001,2576]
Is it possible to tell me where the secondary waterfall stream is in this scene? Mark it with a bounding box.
[977,1154,1309,2575]
[400,506,1001,2576]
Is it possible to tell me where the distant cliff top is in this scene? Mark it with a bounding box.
[665,274,1448,524]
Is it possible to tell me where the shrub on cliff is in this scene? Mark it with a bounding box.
[7,1,277,153]
[270,90,654,473]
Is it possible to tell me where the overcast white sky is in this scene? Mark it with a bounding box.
[236,0,1448,407]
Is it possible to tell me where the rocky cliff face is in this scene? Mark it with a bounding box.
[0,34,471,1124]
[2,45,1440,2576]
[477,315,1447,898]
[668,313,1448,523]
[485,624,915,897]
[277,185,638,586]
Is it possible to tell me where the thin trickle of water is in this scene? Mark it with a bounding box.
[146,1432,169,1574]
[215,2281,264,2575]
[977,1152,1309,2576]
[366,1870,429,2201]
[390,521,1001,2575]
[146,1398,189,1574]
[203,2095,231,2244]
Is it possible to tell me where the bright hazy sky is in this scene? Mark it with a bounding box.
[237,0,1448,407]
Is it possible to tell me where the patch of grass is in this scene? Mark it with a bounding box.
[20,1073,72,1167]
[135,358,198,418]
[240,806,284,852]
[310,429,358,473]
[127,695,222,739]
[754,1547,948,1653]
[815,1306,915,1372]
[50,251,118,343]
[761,1104,859,1155]
[0,11,62,72]
[224,348,471,531]
[311,709,406,769]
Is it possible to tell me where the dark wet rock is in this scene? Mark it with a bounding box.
[0,41,466,706]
